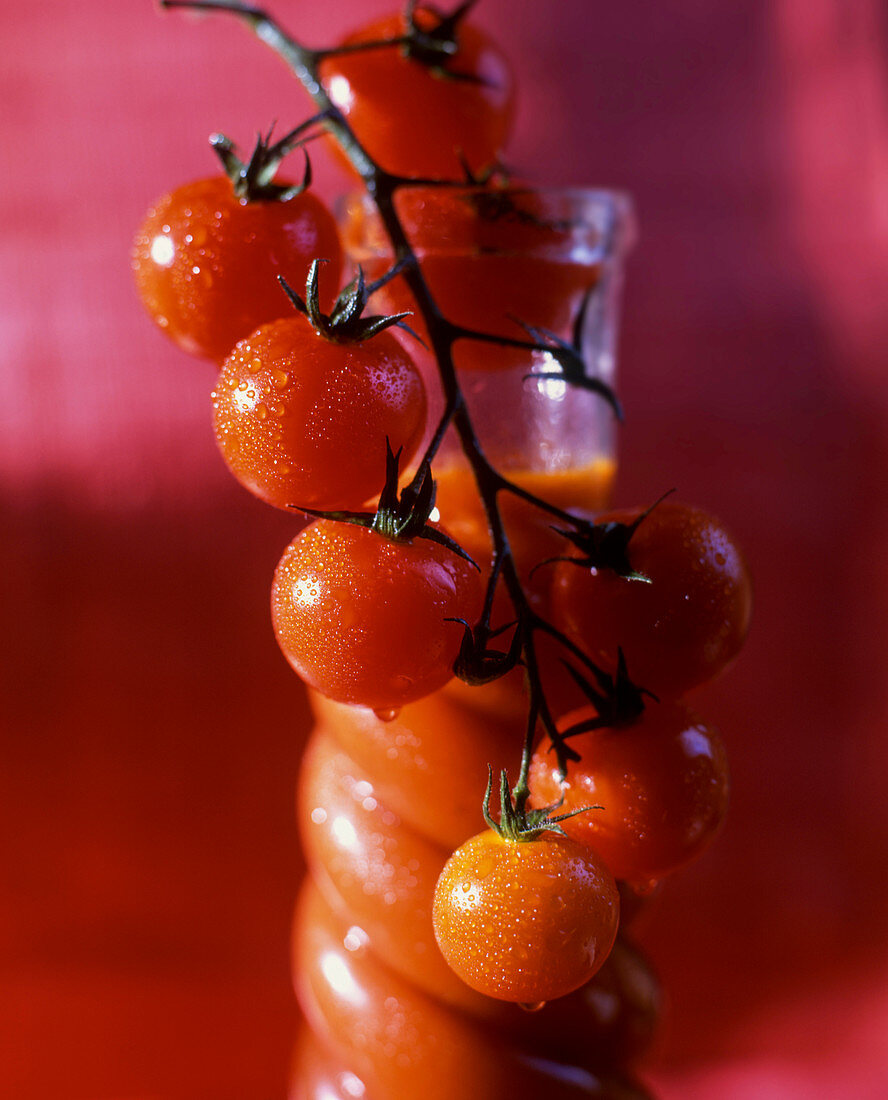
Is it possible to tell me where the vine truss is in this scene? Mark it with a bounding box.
[161,0,637,819]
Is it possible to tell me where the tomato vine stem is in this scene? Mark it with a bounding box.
[160,0,625,783]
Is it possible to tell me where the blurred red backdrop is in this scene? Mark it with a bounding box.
[2,1,887,1097]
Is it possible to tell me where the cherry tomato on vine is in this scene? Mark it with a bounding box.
[298,719,661,1065]
[321,7,514,179]
[528,700,730,886]
[212,314,426,511]
[131,175,341,361]
[433,828,619,1004]
[271,520,483,710]
[547,501,752,698]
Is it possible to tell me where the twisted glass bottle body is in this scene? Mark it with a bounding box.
[290,189,655,1099]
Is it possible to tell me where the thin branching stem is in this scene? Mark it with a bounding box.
[161,0,615,809]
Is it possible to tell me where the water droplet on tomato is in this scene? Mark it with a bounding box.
[373,707,400,722]
[272,368,290,388]
[519,1001,547,1013]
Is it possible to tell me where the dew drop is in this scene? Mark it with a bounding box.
[257,403,268,420]
[519,1001,547,1013]
[272,368,290,388]
[248,357,263,373]
[374,706,401,722]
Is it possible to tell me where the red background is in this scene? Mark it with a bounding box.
[3,1,887,1097]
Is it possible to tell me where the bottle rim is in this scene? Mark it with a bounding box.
[338,186,637,261]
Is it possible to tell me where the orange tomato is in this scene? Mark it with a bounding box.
[529,700,730,886]
[433,828,619,1004]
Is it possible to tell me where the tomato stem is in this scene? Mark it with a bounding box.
[161,0,625,790]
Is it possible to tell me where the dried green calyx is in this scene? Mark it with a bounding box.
[290,441,478,568]
[210,125,313,203]
[559,650,655,735]
[482,766,599,843]
[279,261,418,344]
[402,0,485,80]
[519,284,624,421]
[545,488,676,580]
[451,618,523,685]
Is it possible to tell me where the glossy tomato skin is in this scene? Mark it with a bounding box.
[271,521,483,710]
[433,828,619,1004]
[132,177,342,361]
[322,10,514,179]
[548,501,752,698]
[212,317,426,512]
[529,701,730,887]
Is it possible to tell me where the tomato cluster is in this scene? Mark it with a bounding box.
[140,3,751,1098]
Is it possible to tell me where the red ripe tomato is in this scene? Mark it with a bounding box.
[528,700,730,887]
[131,176,342,361]
[547,501,752,698]
[433,828,619,1004]
[271,520,483,710]
[321,8,514,179]
[212,315,426,512]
